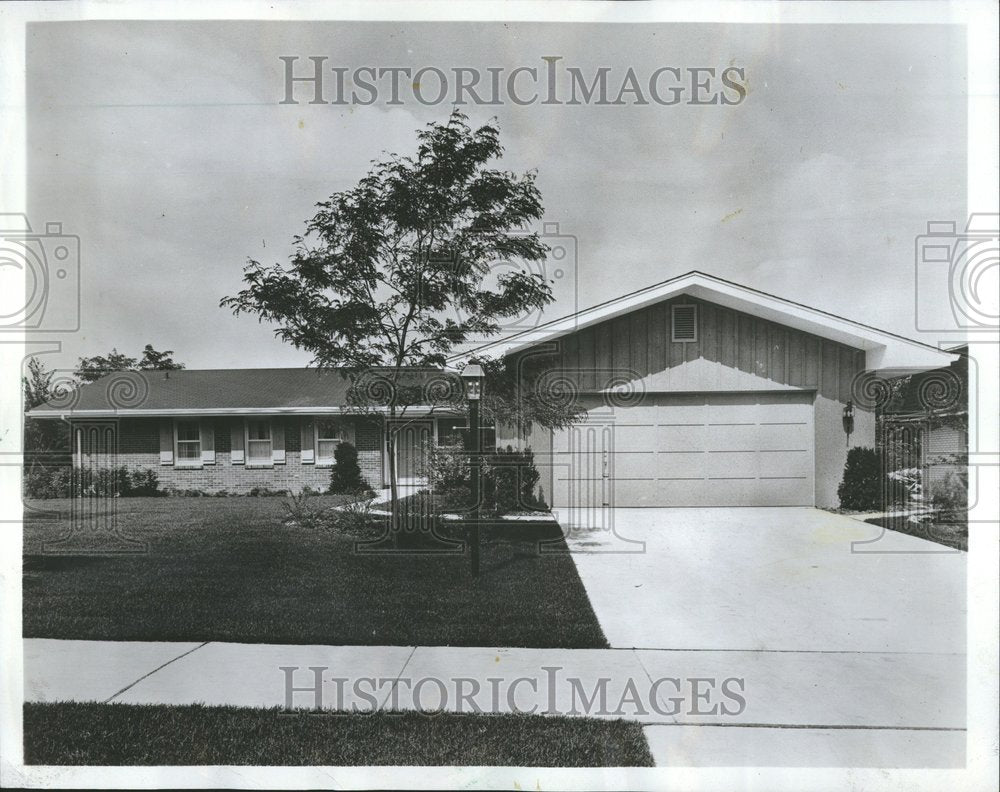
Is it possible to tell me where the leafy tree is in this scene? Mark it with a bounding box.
[23,356,56,410]
[222,110,561,511]
[478,354,584,434]
[138,344,184,372]
[75,344,184,383]
[22,357,70,469]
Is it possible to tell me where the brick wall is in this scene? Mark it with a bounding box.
[89,416,385,495]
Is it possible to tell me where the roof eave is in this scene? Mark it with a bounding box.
[450,271,957,374]
[26,405,461,420]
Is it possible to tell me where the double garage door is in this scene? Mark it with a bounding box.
[551,392,815,508]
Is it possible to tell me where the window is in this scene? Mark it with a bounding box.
[246,420,272,465]
[316,420,348,466]
[175,420,201,466]
[671,304,698,342]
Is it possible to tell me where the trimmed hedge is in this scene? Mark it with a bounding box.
[837,447,882,511]
[23,465,163,499]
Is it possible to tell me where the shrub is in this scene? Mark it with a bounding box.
[23,465,162,498]
[248,486,288,497]
[329,442,373,496]
[128,468,162,497]
[485,447,542,514]
[837,447,882,511]
[427,443,544,515]
[330,494,381,537]
[428,443,471,511]
[282,491,328,529]
[23,465,72,499]
[930,467,968,513]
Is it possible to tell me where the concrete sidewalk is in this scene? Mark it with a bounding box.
[24,638,965,767]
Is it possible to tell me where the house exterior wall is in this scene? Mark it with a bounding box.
[515,295,873,508]
[82,416,384,495]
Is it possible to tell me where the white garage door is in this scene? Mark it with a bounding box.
[551,392,815,508]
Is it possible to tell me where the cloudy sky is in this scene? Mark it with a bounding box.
[27,21,966,372]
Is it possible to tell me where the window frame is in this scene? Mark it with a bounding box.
[173,419,203,469]
[315,419,350,467]
[245,419,273,468]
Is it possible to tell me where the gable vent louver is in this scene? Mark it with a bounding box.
[671,304,698,342]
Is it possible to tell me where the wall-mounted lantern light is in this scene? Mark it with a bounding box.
[842,399,855,446]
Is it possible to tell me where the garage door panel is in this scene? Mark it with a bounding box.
[651,478,711,504]
[753,478,811,506]
[656,424,706,450]
[552,424,612,454]
[759,449,811,477]
[610,451,657,479]
[611,478,665,506]
[705,450,757,478]
[703,478,759,506]
[551,391,815,508]
[655,450,706,477]
[757,423,809,451]
[613,424,658,447]
[553,474,607,512]
[552,450,603,481]
[704,424,758,451]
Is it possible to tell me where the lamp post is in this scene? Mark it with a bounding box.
[460,362,484,577]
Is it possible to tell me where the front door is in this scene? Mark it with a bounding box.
[394,421,432,485]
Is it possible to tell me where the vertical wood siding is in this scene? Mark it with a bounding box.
[517,295,867,403]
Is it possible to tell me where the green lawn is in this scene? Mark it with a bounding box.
[865,513,968,552]
[23,702,654,766]
[23,496,607,647]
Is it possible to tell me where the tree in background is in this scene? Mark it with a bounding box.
[75,344,184,383]
[222,110,557,513]
[24,356,57,411]
[22,357,71,477]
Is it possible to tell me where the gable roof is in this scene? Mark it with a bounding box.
[450,271,958,373]
[27,367,453,419]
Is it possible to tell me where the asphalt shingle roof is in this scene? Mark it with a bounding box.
[30,367,451,415]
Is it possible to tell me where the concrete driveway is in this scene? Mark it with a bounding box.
[559,507,967,766]
[560,506,965,654]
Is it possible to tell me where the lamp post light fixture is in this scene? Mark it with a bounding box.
[461,363,483,401]
[460,363,484,577]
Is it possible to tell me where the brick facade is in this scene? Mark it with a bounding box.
[86,416,385,495]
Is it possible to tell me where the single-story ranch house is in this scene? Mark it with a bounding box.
[29,272,957,509]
